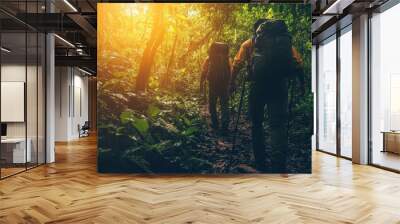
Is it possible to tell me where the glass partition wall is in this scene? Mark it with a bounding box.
[316,25,353,159]
[0,31,27,177]
[0,2,46,179]
[370,3,400,171]
[317,35,337,154]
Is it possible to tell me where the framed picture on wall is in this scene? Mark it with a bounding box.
[97,3,313,174]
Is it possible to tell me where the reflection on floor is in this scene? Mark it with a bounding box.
[0,162,42,178]
[0,167,25,178]
[373,150,400,170]
[0,136,400,223]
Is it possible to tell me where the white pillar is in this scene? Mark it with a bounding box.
[312,45,317,150]
[352,14,369,164]
[45,0,56,163]
[46,32,55,163]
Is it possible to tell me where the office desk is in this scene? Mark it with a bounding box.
[382,131,400,154]
[1,138,31,163]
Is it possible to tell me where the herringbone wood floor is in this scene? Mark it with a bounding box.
[1,136,400,224]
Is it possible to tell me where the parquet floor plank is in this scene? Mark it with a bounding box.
[1,136,400,223]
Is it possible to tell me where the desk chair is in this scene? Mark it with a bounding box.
[79,121,90,138]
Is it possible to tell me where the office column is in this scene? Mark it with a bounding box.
[46,33,55,163]
[312,45,317,150]
[45,0,55,163]
[352,14,369,164]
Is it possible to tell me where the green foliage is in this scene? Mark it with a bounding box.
[120,110,150,136]
[147,104,161,118]
[98,90,215,173]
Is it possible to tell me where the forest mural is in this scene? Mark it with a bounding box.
[98,3,312,173]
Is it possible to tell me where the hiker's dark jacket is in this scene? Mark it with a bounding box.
[200,57,232,92]
[200,55,232,130]
[231,36,304,172]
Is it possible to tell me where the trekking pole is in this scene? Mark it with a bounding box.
[229,91,237,121]
[287,79,295,138]
[230,75,247,162]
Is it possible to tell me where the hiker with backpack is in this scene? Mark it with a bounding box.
[200,42,232,133]
[231,19,304,172]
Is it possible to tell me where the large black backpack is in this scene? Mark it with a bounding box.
[207,42,231,93]
[251,20,294,85]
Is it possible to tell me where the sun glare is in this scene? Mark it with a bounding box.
[187,8,199,17]
[123,4,148,17]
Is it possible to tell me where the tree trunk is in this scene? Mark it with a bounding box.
[161,32,178,88]
[177,22,224,68]
[177,29,213,67]
[136,5,165,92]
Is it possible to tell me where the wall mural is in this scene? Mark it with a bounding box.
[97,3,312,174]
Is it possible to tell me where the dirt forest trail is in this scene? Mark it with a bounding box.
[198,99,258,173]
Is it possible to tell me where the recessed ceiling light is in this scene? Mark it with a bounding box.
[1,47,11,53]
[54,34,75,48]
[78,67,93,76]
[63,0,78,12]
[322,0,354,15]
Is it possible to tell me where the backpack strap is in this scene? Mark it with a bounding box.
[246,37,256,80]
[248,36,255,64]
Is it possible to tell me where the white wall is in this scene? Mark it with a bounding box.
[55,67,89,141]
[72,73,89,138]
[55,66,70,141]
